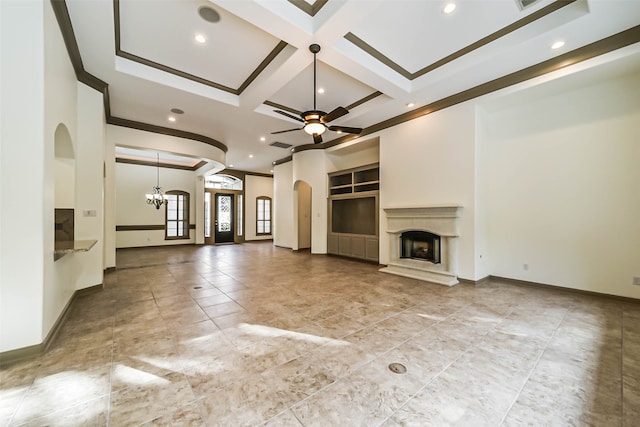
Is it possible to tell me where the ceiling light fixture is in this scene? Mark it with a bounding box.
[168,116,176,122]
[228,164,234,168]
[195,34,206,44]
[443,3,456,14]
[407,102,415,108]
[317,88,325,94]
[260,137,266,142]
[170,108,184,114]
[145,153,169,210]
[271,44,362,144]
[249,154,254,158]
[551,40,565,50]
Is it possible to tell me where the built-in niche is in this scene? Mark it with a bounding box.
[327,163,379,262]
[54,124,76,256]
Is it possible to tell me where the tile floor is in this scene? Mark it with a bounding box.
[1,242,639,426]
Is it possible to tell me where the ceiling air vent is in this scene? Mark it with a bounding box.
[270,141,293,149]
[515,0,542,10]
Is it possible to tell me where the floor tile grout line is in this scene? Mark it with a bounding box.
[497,305,572,426]
[383,301,515,423]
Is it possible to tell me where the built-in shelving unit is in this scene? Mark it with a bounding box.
[327,163,379,262]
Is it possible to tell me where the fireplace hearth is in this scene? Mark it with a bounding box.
[380,206,462,286]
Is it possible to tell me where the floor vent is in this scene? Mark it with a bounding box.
[515,0,542,10]
[270,141,293,149]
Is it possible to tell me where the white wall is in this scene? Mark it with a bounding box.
[479,71,640,298]
[244,175,274,241]
[326,139,380,172]
[379,103,478,280]
[115,162,197,248]
[74,83,106,289]
[273,162,294,248]
[43,0,82,337]
[104,123,116,268]
[0,0,46,351]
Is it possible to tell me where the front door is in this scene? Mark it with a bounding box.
[214,193,234,243]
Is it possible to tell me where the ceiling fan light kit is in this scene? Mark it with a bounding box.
[272,44,362,144]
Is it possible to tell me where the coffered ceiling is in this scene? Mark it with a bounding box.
[61,0,640,174]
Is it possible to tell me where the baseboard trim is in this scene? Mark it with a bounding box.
[0,283,104,367]
[490,275,640,303]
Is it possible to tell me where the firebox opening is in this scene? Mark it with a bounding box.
[401,231,441,263]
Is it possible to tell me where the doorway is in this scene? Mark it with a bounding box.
[295,181,312,250]
[213,193,234,243]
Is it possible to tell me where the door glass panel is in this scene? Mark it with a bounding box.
[204,192,211,238]
[217,195,232,232]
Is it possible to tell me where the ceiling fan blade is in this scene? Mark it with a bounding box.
[274,110,304,123]
[328,125,363,134]
[322,106,349,123]
[313,133,323,144]
[271,128,302,134]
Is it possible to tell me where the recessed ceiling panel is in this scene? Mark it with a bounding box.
[348,0,553,75]
[115,147,202,167]
[118,0,283,90]
[268,60,378,114]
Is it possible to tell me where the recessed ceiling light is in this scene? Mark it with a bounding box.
[260,137,266,142]
[270,170,274,173]
[407,102,415,108]
[198,6,220,23]
[443,3,456,14]
[551,40,565,50]
[170,108,184,114]
[336,130,343,134]
[249,154,254,158]
[317,88,325,94]
[168,116,176,122]
[195,34,206,44]
[228,164,234,168]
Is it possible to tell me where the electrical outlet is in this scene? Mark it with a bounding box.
[523,263,529,271]
[633,276,640,286]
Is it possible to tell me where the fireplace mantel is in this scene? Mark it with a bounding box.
[380,205,463,286]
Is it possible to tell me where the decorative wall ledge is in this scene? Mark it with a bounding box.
[54,239,97,261]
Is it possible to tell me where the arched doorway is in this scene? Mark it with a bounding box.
[294,180,312,250]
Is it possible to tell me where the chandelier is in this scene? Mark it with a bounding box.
[145,153,168,209]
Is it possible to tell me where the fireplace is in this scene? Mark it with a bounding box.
[380,206,462,286]
[401,231,440,263]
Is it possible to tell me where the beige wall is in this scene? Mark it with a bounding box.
[115,162,197,248]
[479,71,640,298]
[378,102,478,279]
[1,1,106,352]
[274,162,294,248]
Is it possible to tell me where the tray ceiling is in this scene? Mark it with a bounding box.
[62,0,640,173]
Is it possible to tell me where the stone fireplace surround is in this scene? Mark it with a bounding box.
[380,206,462,286]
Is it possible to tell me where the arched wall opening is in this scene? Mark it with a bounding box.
[54,123,75,243]
[54,123,75,208]
[294,180,312,250]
